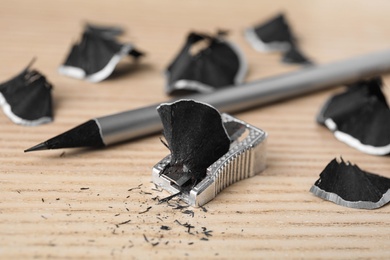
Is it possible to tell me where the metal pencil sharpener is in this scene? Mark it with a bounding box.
[152,113,267,207]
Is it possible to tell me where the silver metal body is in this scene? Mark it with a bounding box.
[152,113,267,207]
[96,49,390,145]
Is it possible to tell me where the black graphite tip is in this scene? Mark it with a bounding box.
[24,142,49,152]
[23,119,105,152]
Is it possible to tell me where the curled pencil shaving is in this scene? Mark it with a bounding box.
[317,77,390,155]
[58,22,144,83]
[310,158,390,209]
[165,31,248,95]
[0,58,53,126]
[245,13,312,65]
[157,100,231,192]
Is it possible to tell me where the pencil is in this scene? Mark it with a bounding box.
[25,48,390,152]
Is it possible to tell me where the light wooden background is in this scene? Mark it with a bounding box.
[1,0,390,259]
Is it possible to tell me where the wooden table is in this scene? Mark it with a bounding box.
[1,0,390,258]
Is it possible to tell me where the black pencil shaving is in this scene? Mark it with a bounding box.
[245,13,312,65]
[157,100,230,193]
[317,77,390,155]
[165,31,247,95]
[0,59,53,126]
[310,158,390,209]
[58,22,144,83]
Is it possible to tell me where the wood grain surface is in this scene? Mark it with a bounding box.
[1,0,390,259]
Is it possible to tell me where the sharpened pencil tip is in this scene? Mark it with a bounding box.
[24,142,48,152]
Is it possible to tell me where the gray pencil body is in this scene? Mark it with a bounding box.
[97,49,390,145]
